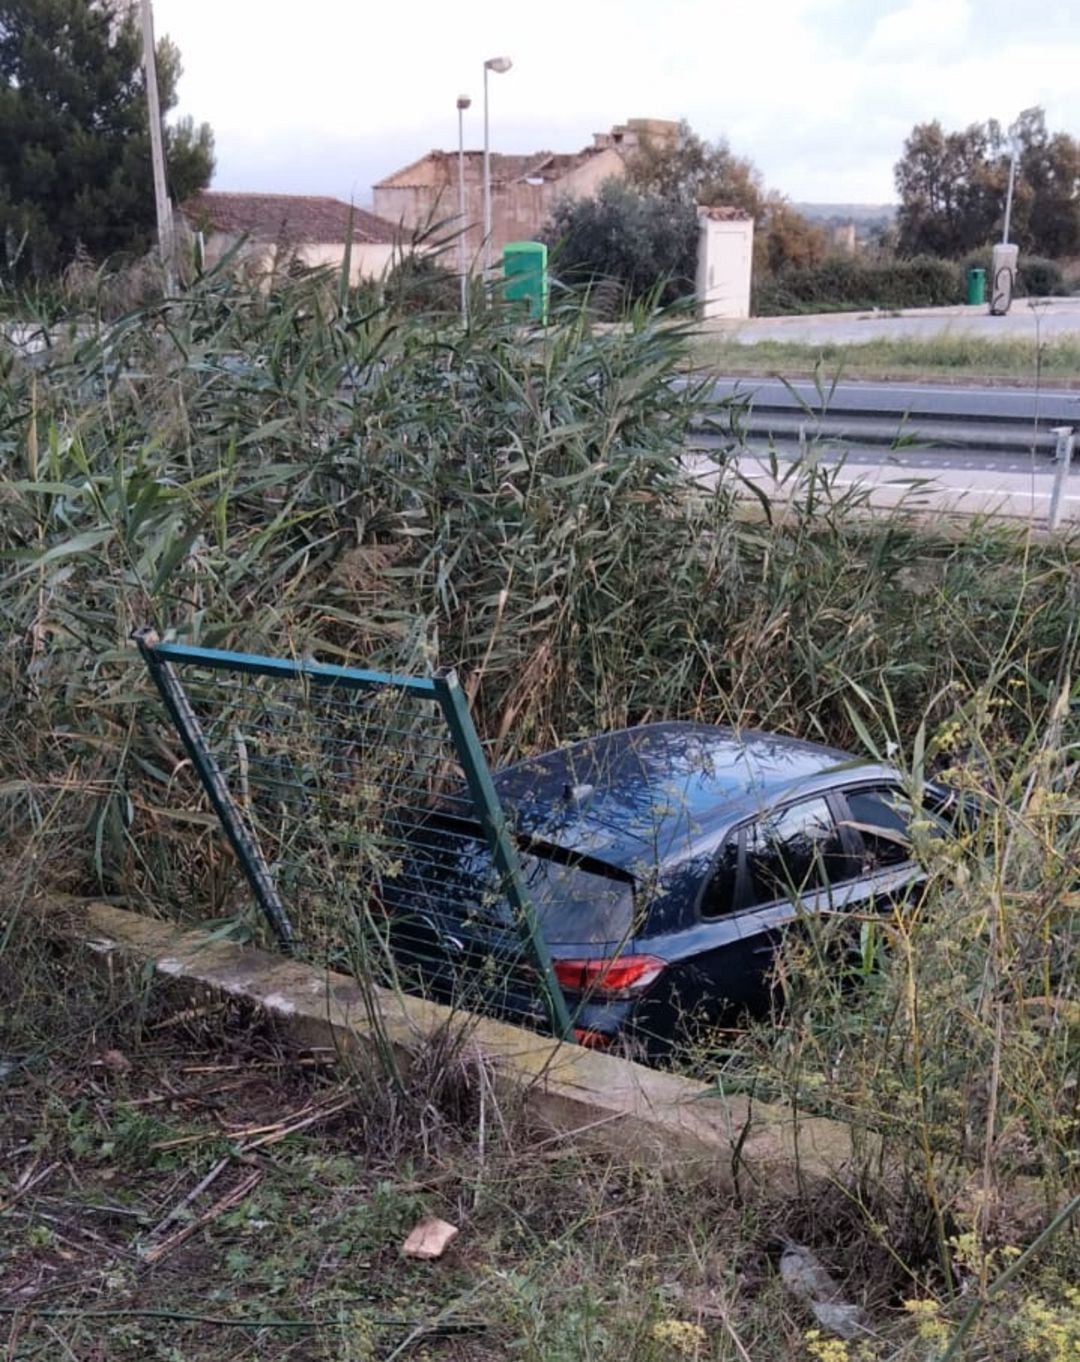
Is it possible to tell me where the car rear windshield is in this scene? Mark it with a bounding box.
[390,809,637,948]
[520,853,636,947]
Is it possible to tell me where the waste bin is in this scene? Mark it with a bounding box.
[503,241,548,323]
[966,267,986,306]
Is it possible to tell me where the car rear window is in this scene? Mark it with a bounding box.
[387,813,636,949]
[521,854,636,947]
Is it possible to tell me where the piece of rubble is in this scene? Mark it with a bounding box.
[402,1217,459,1261]
[779,1243,870,1340]
[94,1049,133,1074]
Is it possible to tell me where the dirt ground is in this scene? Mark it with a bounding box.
[2,927,1074,1362]
[0,937,806,1362]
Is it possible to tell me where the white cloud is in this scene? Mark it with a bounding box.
[865,0,972,59]
[152,0,1080,204]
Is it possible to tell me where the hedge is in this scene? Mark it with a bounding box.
[752,256,962,316]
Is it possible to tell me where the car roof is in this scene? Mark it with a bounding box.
[493,721,892,872]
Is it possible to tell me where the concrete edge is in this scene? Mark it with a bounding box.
[72,903,869,1190]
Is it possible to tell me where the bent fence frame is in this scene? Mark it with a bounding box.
[134,629,573,1041]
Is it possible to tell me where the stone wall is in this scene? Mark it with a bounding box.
[199,232,397,286]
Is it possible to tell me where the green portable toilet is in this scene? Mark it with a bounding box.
[503,241,548,323]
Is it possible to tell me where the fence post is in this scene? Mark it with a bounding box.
[133,629,297,952]
[1048,427,1075,531]
[434,668,574,1042]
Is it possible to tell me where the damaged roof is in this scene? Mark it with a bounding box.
[374,147,608,190]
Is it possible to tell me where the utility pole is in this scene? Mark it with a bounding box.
[482,56,512,280]
[1002,137,1019,245]
[457,95,471,323]
[139,0,174,293]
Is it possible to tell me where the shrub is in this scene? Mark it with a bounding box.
[957,246,992,281]
[542,181,698,318]
[1018,254,1066,297]
[753,254,962,315]
[379,251,460,315]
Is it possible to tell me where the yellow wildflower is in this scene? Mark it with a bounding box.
[804,1329,852,1362]
[904,1298,951,1347]
[650,1318,708,1357]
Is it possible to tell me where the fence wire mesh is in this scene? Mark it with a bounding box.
[135,632,572,1040]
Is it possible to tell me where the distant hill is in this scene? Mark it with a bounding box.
[794,203,896,226]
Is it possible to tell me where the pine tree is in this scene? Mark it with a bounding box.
[0,0,214,281]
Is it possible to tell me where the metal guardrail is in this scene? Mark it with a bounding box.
[697,379,1080,457]
[135,630,574,1041]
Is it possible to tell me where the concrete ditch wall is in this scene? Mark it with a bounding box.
[73,902,867,1189]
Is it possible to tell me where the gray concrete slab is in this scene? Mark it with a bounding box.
[685,444,1080,525]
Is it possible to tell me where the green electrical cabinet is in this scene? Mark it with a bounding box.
[503,241,548,323]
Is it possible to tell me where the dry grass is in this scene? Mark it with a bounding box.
[1,262,1078,1359]
[691,333,1080,386]
[1,909,1076,1361]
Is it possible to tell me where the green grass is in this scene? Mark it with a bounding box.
[692,333,1080,385]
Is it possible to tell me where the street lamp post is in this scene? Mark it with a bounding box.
[1002,107,1038,245]
[1002,129,1021,246]
[138,0,174,293]
[482,56,512,281]
[457,94,471,322]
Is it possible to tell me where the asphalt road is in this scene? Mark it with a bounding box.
[705,375,1080,420]
[690,377,1080,523]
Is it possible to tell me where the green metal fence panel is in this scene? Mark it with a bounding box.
[134,629,573,1041]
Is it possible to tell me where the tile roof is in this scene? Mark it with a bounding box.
[696,205,753,221]
[181,192,399,245]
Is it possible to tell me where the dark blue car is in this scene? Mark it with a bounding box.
[384,723,961,1053]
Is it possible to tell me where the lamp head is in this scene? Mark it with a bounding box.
[484,56,512,73]
[457,95,471,110]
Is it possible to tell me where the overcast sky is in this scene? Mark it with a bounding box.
[153,0,1080,207]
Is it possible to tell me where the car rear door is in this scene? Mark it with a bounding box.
[645,794,863,1029]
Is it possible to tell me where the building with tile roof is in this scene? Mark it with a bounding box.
[181,192,402,283]
[373,119,680,263]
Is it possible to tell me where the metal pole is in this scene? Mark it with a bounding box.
[1048,427,1074,531]
[434,669,574,1042]
[457,97,470,322]
[133,629,297,953]
[482,63,491,280]
[1002,146,1017,246]
[139,0,174,294]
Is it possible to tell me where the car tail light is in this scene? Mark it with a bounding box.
[572,1027,614,1049]
[553,955,666,999]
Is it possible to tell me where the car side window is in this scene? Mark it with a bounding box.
[699,833,741,918]
[744,796,847,907]
[842,786,914,869]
